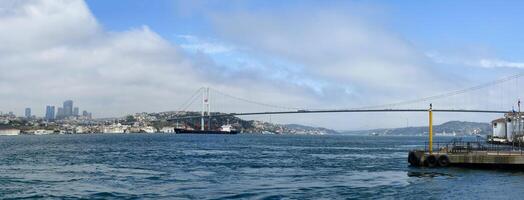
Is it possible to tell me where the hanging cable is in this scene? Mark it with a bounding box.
[355,73,524,109]
[176,87,203,115]
[177,73,523,115]
[209,88,303,111]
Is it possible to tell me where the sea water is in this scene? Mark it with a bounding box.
[1,134,524,199]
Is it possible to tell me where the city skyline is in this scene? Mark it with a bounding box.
[9,99,93,120]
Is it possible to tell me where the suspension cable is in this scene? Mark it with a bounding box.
[209,88,302,111]
[356,73,524,109]
[177,73,522,114]
[176,87,203,115]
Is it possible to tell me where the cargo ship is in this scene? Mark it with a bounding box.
[175,124,238,134]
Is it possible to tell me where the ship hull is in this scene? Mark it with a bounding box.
[174,129,238,134]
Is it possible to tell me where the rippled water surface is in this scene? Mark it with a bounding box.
[2,134,524,199]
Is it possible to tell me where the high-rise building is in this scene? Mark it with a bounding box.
[57,107,64,119]
[24,108,31,118]
[73,107,79,116]
[63,100,73,117]
[45,106,55,121]
[82,110,93,119]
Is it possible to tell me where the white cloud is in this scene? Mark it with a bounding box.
[204,6,520,128]
[0,0,326,120]
[177,35,234,54]
[210,9,457,107]
[0,0,99,52]
[0,0,199,116]
[478,59,524,68]
[427,51,524,69]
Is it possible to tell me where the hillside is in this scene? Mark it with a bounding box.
[282,124,339,135]
[143,111,338,135]
[342,121,491,136]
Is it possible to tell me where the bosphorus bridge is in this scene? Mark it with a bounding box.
[169,73,523,123]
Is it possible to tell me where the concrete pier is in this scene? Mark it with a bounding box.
[408,104,524,169]
[409,149,524,168]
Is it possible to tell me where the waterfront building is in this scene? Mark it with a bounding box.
[490,112,524,144]
[75,126,86,134]
[63,100,73,117]
[141,126,157,133]
[32,129,54,135]
[103,123,126,133]
[24,108,31,118]
[45,106,55,121]
[160,127,175,133]
[0,128,20,136]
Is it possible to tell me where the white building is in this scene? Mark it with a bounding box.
[491,113,524,143]
[141,126,157,133]
[492,118,506,138]
[0,128,20,136]
[103,123,126,133]
[160,127,175,133]
[33,129,54,135]
[75,126,86,134]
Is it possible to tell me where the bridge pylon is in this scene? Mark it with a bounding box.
[201,87,210,131]
[429,104,433,154]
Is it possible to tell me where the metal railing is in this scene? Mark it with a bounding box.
[424,138,524,155]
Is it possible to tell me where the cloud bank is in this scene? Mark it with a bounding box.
[0,0,334,119]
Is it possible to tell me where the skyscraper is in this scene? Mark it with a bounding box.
[24,108,31,118]
[73,107,79,116]
[63,100,73,117]
[57,107,64,119]
[45,106,55,121]
[82,110,92,119]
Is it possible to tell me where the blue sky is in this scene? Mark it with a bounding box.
[85,0,524,127]
[1,0,524,129]
[84,0,524,89]
[85,0,524,59]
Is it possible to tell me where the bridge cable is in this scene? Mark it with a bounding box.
[355,73,524,110]
[209,88,303,111]
[175,87,203,115]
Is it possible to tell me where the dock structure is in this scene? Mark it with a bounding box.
[409,140,524,168]
[409,104,524,169]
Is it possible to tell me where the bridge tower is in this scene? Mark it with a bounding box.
[201,87,210,131]
[429,103,433,154]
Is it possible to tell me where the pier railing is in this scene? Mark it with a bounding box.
[424,139,524,155]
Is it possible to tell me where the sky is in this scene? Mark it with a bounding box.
[1,0,524,130]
